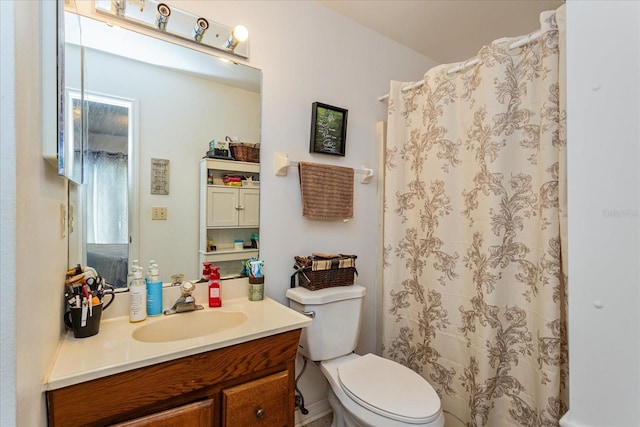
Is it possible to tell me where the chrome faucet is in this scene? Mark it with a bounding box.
[163,281,204,315]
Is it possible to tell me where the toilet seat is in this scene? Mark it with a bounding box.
[337,353,442,424]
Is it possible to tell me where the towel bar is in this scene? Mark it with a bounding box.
[274,152,374,184]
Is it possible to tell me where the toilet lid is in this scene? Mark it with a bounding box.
[338,354,441,424]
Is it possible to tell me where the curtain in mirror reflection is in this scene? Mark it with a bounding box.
[78,99,131,288]
[86,151,128,244]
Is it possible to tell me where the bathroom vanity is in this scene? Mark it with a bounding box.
[45,297,311,426]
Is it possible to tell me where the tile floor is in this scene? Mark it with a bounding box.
[302,412,333,427]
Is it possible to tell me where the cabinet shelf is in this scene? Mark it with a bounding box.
[207,184,260,189]
[204,158,259,174]
[199,248,259,263]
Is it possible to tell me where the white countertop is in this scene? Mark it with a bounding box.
[45,297,311,391]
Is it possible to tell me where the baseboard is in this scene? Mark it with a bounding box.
[294,399,332,427]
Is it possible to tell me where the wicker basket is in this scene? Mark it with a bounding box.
[229,142,260,163]
[292,254,357,291]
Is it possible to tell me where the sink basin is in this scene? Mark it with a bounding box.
[132,310,248,343]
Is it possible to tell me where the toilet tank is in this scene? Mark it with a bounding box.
[286,285,366,361]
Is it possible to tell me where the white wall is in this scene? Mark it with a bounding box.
[0,1,17,425]
[561,1,640,426]
[7,2,71,426]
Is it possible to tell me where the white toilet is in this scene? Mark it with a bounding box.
[286,284,444,427]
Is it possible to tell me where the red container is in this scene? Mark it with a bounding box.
[208,266,221,307]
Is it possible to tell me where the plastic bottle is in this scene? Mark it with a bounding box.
[129,266,147,322]
[127,259,139,289]
[146,263,163,316]
[208,266,221,307]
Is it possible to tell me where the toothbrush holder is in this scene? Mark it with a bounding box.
[248,276,264,301]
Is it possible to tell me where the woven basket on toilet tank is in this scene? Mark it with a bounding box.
[291,253,357,291]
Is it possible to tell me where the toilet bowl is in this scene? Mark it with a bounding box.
[286,285,444,427]
[321,353,444,427]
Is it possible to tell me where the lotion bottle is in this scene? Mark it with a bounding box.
[146,263,163,316]
[129,266,147,322]
[208,266,221,307]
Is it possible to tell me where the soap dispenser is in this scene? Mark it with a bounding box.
[146,263,163,316]
[201,261,212,283]
[208,266,221,307]
[129,266,147,322]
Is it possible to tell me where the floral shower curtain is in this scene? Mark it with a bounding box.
[382,8,567,426]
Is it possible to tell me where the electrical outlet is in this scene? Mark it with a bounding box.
[152,206,167,220]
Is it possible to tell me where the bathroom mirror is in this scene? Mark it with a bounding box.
[65,10,261,287]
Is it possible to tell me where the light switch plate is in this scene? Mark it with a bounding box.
[152,206,167,220]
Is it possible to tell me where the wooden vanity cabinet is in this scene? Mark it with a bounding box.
[111,399,215,427]
[222,371,290,426]
[46,330,301,427]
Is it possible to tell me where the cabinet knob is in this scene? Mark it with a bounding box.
[256,408,265,419]
[235,205,244,210]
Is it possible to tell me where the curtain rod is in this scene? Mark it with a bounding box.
[378,30,542,102]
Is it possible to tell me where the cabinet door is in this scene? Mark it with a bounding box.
[222,371,290,427]
[238,188,259,227]
[111,399,214,427]
[207,187,239,227]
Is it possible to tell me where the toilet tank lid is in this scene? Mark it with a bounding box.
[286,284,366,305]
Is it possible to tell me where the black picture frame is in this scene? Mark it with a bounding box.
[309,102,348,156]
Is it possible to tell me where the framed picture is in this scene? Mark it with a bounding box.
[309,102,348,156]
[150,158,170,195]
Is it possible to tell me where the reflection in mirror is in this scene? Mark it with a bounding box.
[65,11,261,288]
[71,93,134,288]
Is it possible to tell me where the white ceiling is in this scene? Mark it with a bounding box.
[317,0,564,64]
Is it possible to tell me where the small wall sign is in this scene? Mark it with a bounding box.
[150,158,169,195]
[309,102,348,156]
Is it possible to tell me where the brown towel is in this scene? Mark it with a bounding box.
[298,162,354,221]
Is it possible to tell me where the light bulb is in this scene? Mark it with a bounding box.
[232,25,248,42]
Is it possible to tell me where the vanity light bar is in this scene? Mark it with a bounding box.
[95,0,249,59]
